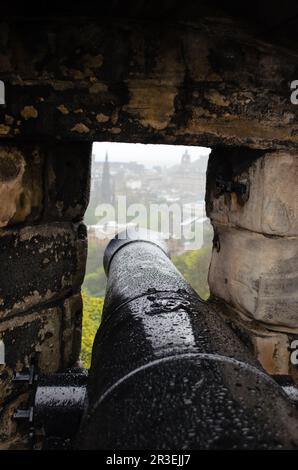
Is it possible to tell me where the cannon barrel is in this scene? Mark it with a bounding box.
[77,229,298,450]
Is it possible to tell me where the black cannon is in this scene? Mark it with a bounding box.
[75,229,298,450]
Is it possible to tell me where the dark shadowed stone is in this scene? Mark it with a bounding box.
[62,294,83,368]
[0,305,62,439]
[0,392,29,443]
[0,306,62,375]
[44,142,92,222]
[0,144,44,228]
[0,19,297,149]
[0,222,87,318]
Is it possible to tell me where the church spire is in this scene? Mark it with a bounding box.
[101,152,113,204]
[181,149,191,166]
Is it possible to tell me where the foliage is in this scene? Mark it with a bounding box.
[84,203,98,226]
[172,245,212,300]
[81,290,104,368]
[84,269,106,296]
[83,240,107,296]
[85,240,104,273]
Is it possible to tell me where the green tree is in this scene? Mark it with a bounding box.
[83,240,107,295]
[81,290,104,368]
[172,245,212,300]
[84,269,106,296]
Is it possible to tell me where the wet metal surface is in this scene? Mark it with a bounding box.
[77,233,298,450]
[34,369,87,448]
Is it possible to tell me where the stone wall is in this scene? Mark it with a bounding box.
[0,18,297,149]
[206,148,298,377]
[0,142,91,447]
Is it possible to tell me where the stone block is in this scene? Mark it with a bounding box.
[211,300,293,376]
[208,225,298,329]
[206,149,298,236]
[0,393,29,443]
[44,142,92,222]
[252,332,290,375]
[0,145,44,228]
[62,293,83,368]
[0,306,62,405]
[0,222,87,319]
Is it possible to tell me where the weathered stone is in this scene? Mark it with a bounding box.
[0,306,62,404]
[206,149,298,236]
[252,332,290,376]
[211,300,292,376]
[0,366,14,406]
[0,19,297,148]
[44,143,92,222]
[208,225,298,329]
[0,433,28,449]
[0,222,87,319]
[7,309,61,373]
[0,145,43,228]
[20,106,38,120]
[62,293,83,368]
[0,304,64,441]
[73,223,88,290]
[0,393,29,443]
[206,147,298,374]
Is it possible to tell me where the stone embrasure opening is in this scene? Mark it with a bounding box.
[81,142,212,367]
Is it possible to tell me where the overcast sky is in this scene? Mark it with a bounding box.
[92,142,210,168]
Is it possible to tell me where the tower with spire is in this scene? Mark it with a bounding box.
[181,149,191,168]
[101,152,113,204]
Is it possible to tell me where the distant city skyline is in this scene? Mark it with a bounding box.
[92,142,210,168]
